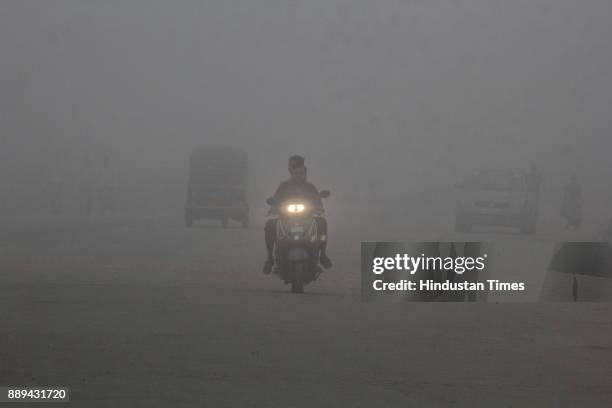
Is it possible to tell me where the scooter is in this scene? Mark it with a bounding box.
[267,190,330,293]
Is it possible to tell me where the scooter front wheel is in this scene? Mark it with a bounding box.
[291,263,304,294]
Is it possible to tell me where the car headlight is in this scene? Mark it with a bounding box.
[287,203,306,213]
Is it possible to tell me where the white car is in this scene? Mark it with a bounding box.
[455,171,538,234]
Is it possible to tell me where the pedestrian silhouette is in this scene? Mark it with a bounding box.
[572,275,578,302]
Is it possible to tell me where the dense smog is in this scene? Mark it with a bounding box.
[1,1,611,406]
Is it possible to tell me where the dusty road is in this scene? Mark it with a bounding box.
[1,213,611,407]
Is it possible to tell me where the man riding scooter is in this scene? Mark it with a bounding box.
[263,155,332,274]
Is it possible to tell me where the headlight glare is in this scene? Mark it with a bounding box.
[287,203,306,213]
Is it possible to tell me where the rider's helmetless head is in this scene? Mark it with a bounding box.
[291,165,307,182]
[288,155,305,172]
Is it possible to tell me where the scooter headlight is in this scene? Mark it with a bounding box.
[286,203,306,213]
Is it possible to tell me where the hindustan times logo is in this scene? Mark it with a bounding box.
[372,253,488,275]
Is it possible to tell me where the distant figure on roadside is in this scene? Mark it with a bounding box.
[525,164,543,196]
[97,155,114,215]
[572,275,579,302]
[48,155,65,215]
[525,164,543,216]
[561,174,583,230]
[78,154,95,215]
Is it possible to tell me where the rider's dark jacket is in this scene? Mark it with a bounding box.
[270,178,324,211]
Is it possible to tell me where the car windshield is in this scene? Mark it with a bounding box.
[464,172,525,191]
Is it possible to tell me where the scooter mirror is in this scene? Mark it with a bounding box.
[319,190,331,198]
[266,197,275,205]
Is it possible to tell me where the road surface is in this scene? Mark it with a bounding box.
[1,212,611,407]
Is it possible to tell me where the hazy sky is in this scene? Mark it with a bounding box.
[1,0,611,214]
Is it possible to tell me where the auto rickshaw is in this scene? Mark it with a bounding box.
[184,147,249,228]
